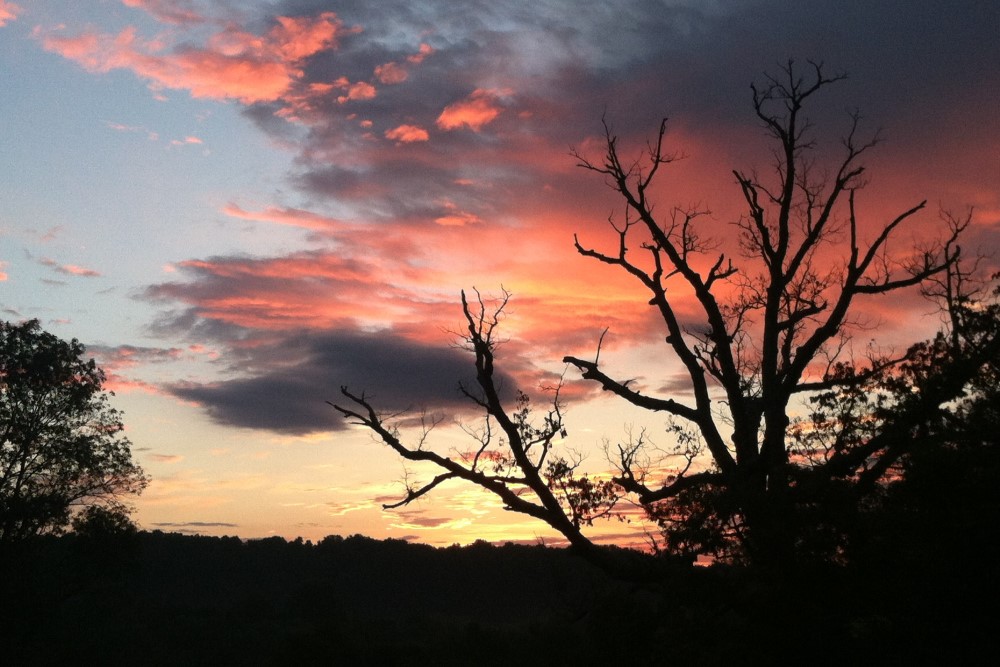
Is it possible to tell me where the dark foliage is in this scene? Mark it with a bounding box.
[1,320,147,542]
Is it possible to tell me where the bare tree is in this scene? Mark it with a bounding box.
[334,62,978,568]
[563,60,966,564]
[333,290,619,566]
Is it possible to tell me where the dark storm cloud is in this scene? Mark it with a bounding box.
[167,329,516,434]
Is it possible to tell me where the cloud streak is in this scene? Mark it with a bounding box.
[39,257,102,277]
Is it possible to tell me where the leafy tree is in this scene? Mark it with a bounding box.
[815,272,1000,564]
[71,504,140,541]
[0,319,148,542]
[334,62,979,567]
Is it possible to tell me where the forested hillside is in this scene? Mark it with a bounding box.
[3,522,996,665]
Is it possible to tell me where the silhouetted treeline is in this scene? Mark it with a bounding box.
[2,511,997,666]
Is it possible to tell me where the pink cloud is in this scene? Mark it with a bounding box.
[436,89,505,131]
[103,374,163,394]
[222,203,344,232]
[0,261,7,281]
[0,1,19,27]
[385,124,429,143]
[41,12,348,104]
[39,257,102,277]
[407,43,434,64]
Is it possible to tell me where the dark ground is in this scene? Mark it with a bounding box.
[2,527,997,666]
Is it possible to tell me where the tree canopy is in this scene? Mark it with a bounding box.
[334,62,993,568]
[0,319,148,542]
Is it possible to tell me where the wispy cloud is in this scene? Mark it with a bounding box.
[39,257,101,277]
[150,454,185,464]
[170,135,203,146]
[121,0,206,26]
[222,203,344,232]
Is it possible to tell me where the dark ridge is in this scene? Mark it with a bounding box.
[2,527,996,665]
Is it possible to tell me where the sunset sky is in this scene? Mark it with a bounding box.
[2,0,998,546]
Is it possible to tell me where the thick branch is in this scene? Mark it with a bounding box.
[616,469,724,504]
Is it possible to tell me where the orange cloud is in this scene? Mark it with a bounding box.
[0,261,7,281]
[385,124,429,143]
[335,79,377,104]
[41,12,347,104]
[0,1,20,27]
[436,89,505,131]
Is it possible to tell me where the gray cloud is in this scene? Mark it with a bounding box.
[167,329,516,434]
